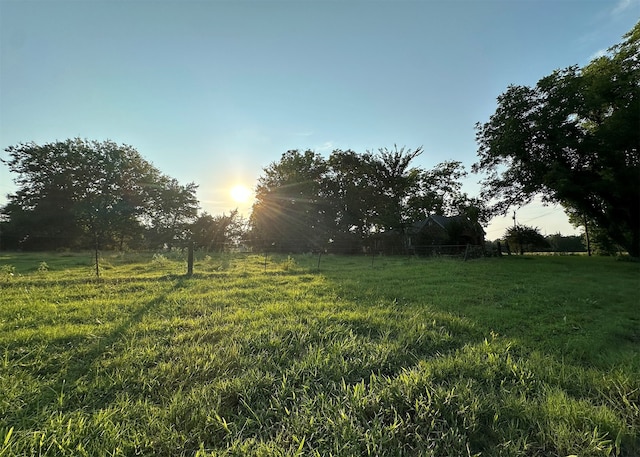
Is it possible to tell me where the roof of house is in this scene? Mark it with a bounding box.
[409,214,485,235]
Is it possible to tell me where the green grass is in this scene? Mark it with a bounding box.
[0,252,638,456]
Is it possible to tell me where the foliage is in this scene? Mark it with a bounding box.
[144,177,200,249]
[191,210,246,252]
[544,233,586,253]
[504,225,549,254]
[0,263,16,280]
[371,145,425,231]
[564,206,624,256]
[473,22,640,257]
[0,252,638,456]
[250,147,475,253]
[324,149,380,247]
[1,138,199,251]
[249,150,329,253]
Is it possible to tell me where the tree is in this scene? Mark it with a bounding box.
[473,22,640,257]
[563,206,623,256]
[1,138,198,251]
[545,233,586,253]
[144,176,199,249]
[404,161,471,222]
[191,210,245,252]
[370,147,482,253]
[323,150,385,252]
[372,146,424,233]
[323,148,429,253]
[504,225,549,254]
[249,150,329,253]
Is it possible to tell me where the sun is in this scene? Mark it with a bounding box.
[230,184,252,203]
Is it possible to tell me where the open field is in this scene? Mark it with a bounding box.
[1,252,639,456]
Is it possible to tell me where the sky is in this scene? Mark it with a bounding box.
[1,0,638,241]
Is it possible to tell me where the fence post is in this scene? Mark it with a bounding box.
[187,241,194,276]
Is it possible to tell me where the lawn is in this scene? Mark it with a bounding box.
[0,251,638,456]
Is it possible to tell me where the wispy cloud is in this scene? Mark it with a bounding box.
[589,48,608,60]
[612,0,639,15]
[316,141,335,152]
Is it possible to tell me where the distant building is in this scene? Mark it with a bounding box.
[375,214,485,255]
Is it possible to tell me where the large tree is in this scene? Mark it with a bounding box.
[324,149,380,246]
[249,150,329,252]
[1,138,198,250]
[404,160,471,222]
[144,176,199,249]
[504,225,549,255]
[322,147,429,251]
[372,146,424,233]
[473,23,640,256]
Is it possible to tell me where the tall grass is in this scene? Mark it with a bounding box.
[0,252,638,456]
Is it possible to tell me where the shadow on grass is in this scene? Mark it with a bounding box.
[0,272,226,289]
[308,256,639,453]
[314,255,640,371]
[13,276,197,420]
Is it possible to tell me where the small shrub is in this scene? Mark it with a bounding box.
[280,255,296,271]
[152,253,170,266]
[1,264,16,279]
[38,261,49,272]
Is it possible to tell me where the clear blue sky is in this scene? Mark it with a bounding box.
[1,0,638,240]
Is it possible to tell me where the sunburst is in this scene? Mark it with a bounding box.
[230,184,252,203]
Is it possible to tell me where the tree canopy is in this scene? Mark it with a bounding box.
[250,147,479,253]
[503,225,549,255]
[473,22,640,257]
[191,210,246,252]
[1,138,199,250]
[249,149,329,253]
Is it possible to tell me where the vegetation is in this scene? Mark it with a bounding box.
[544,233,586,254]
[1,141,484,256]
[1,252,638,456]
[473,22,640,257]
[503,225,549,255]
[250,147,484,254]
[0,139,199,251]
[191,210,246,252]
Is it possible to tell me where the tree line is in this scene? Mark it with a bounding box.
[248,147,484,254]
[0,139,241,252]
[496,227,587,256]
[0,141,482,255]
[2,22,638,256]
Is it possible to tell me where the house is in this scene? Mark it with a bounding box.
[375,214,485,255]
[409,214,485,255]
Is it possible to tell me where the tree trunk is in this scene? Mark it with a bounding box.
[583,214,591,257]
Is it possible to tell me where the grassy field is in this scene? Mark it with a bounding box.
[0,251,638,456]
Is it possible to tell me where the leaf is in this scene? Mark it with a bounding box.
[3,427,13,446]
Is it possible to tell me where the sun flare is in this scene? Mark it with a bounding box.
[230,184,252,203]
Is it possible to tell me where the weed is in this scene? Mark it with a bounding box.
[151,253,169,266]
[1,264,16,279]
[280,255,296,271]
